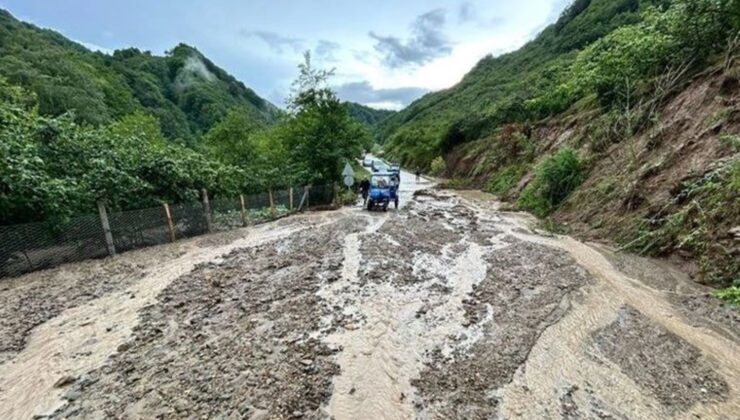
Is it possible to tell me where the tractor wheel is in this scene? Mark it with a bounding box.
[367,200,374,211]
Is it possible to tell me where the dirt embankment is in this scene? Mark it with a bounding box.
[443,66,740,285]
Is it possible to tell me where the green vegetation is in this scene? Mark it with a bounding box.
[716,287,740,306]
[345,102,395,131]
[622,159,740,286]
[0,10,278,144]
[0,47,369,225]
[430,157,446,176]
[486,164,528,197]
[380,0,739,170]
[0,77,240,225]
[517,148,585,217]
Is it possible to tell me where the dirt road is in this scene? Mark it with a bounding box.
[0,172,737,419]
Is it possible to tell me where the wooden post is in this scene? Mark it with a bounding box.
[97,201,116,257]
[239,194,248,227]
[297,187,308,211]
[269,188,277,219]
[305,186,310,209]
[202,189,213,233]
[163,203,176,243]
[289,186,294,212]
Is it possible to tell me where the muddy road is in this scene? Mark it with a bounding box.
[0,173,738,419]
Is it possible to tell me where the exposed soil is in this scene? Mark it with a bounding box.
[0,177,738,419]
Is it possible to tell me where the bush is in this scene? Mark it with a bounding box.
[518,148,585,217]
[716,287,740,306]
[337,189,359,206]
[430,156,446,176]
[486,164,528,197]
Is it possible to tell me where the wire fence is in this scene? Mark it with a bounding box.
[0,184,336,278]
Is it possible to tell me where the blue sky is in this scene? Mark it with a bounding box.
[0,0,572,109]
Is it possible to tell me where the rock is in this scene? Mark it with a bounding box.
[300,359,313,366]
[730,226,740,241]
[53,375,77,388]
[63,389,82,401]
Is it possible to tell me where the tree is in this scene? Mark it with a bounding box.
[282,52,369,184]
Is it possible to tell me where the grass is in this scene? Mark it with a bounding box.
[621,158,740,287]
[351,160,371,182]
[719,133,740,152]
[715,287,740,306]
[517,148,585,217]
[486,164,528,197]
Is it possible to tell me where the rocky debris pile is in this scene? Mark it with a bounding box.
[0,259,151,355]
[53,217,366,418]
[592,306,729,410]
[412,237,592,418]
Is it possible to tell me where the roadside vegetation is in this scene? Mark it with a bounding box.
[0,51,370,225]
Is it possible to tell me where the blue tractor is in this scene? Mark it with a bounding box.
[367,173,399,211]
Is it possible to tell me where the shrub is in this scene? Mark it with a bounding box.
[518,148,585,217]
[486,164,528,197]
[716,287,740,306]
[430,156,446,176]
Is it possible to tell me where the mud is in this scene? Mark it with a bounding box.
[0,180,737,419]
[411,237,591,419]
[592,306,729,411]
[0,257,151,356]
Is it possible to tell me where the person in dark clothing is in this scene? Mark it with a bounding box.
[415,170,421,182]
[360,179,371,200]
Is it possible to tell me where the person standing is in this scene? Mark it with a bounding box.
[360,179,371,202]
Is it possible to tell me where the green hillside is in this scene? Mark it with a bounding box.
[345,102,395,129]
[380,0,738,168]
[0,9,279,144]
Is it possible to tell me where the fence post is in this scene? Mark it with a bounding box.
[289,186,294,212]
[240,194,249,227]
[97,201,116,257]
[202,189,213,233]
[163,203,176,243]
[306,186,310,209]
[269,188,277,220]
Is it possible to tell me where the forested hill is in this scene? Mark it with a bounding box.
[378,0,738,166]
[345,102,395,129]
[378,0,651,164]
[0,9,279,144]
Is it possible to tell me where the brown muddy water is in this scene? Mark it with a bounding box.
[0,176,737,419]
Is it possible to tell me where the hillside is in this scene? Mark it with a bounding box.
[381,0,740,287]
[345,102,395,129]
[0,9,279,144]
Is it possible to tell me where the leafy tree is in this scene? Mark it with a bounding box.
[282,52,370,184]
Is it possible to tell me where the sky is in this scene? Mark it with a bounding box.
[0,0,572,110]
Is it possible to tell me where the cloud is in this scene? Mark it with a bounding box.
[334,81,429,110]
[242,30,304,54]
[458,2,476,23]
[314,40,341,62]
[76,39,113,55]
[369,9,453,69]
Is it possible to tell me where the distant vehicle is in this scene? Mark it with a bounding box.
[366,173,399,211]
[371,160,387,172]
